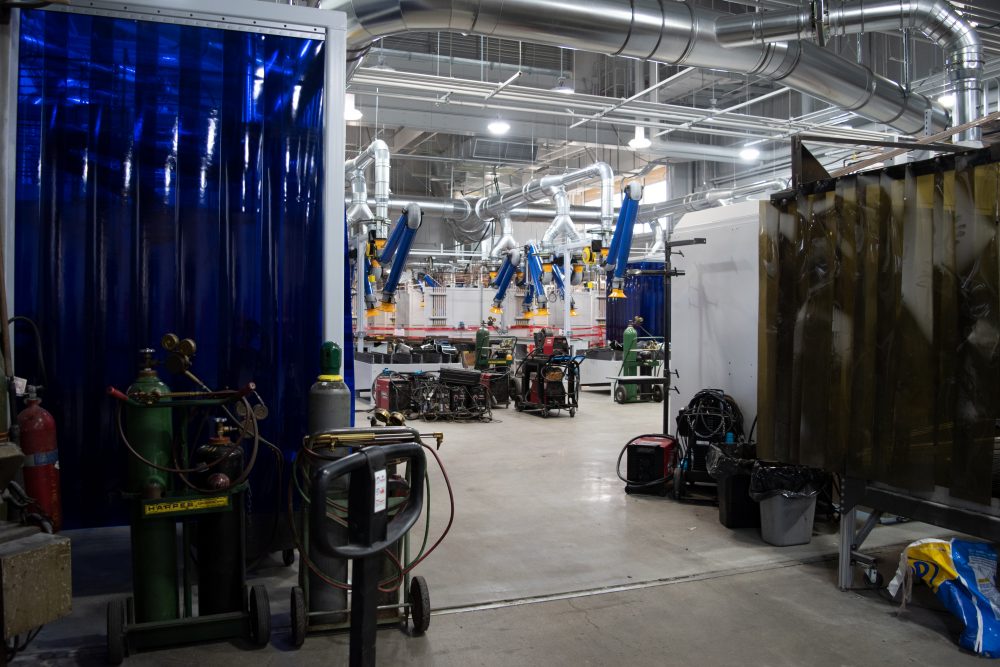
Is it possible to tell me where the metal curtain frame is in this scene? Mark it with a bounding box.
[1,0,348,350]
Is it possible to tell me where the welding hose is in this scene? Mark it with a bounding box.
[616,433,676,488]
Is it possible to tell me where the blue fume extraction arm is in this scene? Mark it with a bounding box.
[490,248,521,314]
[525,243,549,315]
[363,254,377,316]
[421,273,440,287]
[551,258,579,316]
[521,283,535,318]
[605,183,643,299]
[378,203,422,312]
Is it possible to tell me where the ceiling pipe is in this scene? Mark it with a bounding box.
[540,185,584,250]
[715,0,983,144]
[321,0,948,136]
[636,178,788,223]
[476,162,615,240]
[344,138,392,233]
[489,212,519,259]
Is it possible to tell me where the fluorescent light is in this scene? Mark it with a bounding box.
[937,93,956,109]
[345,93,363,121]
[488,119,511,135]
[550,77,574,94]
[739,146,760,161]
[628,126,651,150]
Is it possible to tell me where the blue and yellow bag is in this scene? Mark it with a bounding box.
[889,538,1000,657]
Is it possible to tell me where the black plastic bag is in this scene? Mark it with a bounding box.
[706,444,755,479]
[749,461,823,500]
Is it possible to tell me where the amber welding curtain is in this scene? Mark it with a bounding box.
[758,146,1000,506]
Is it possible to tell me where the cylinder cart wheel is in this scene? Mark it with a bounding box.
[409,576,431,635]
[106,598,127,665]
[290,586,307,648]
[569,408,576,418]
[249,584,272,647]
[282,548,295,567]
[651,385,663,403]
[614,385,627,404]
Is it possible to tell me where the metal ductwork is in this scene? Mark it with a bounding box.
[540,185,585,249]
[489,212,519,259]
[715,0,983,144]
[345,138,391,232]
[636,179,788,223]
[321,0,947,136]
[645,222,665,258]
[476,161,615,236]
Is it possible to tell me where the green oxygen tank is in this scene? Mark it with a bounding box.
[305,342,351,617]
[125,349,179,623]
[474,323,491,370]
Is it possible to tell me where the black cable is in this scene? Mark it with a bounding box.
[8,316,47,388]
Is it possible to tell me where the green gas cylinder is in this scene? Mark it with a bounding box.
[125,348,179,623]
[474,323,491,370]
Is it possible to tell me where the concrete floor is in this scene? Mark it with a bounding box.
[24,390,981,665]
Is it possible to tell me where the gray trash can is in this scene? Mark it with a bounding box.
[759,494,816,546]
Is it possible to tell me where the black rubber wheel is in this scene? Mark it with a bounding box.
[569,408,576,418]
[614,385,627,404]
[290,586,307,648]
[515,401,523,412]
[249,584,272,647]
[106,598,127,665]
[541,408,549,418]
[282,548,295,567]
[409,576,431,635]
[651,385,664,403]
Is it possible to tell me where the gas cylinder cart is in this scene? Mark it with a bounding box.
[104,336,273,664]
[287,425,452,648]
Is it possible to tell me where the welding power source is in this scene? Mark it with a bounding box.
[616,434,678,496]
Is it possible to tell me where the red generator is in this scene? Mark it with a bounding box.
[619,435,677,497]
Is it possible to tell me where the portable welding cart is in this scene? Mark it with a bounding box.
[673,389,745,501]
[288,426,444,650]
[513,336,583,418]
[105,338,271,664]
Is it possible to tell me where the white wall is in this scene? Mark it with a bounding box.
[668,200,760,433]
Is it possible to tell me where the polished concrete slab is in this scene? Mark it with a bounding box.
[24,390,975,665]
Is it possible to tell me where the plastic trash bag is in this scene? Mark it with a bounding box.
[748,461,822,500]
[706,444,755,480]
[888,538,1000,658]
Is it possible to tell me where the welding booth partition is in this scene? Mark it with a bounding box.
[12,10,351,528]
[757,145,1000,508]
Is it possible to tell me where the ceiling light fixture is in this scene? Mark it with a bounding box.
[628,126,651,150]
[551,76,574,94]
[344,93,363,121]
[488,119,511,135]
[739,146,760,161]
[937,93,956,109]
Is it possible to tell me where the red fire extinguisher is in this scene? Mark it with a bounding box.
[17,385,61,532]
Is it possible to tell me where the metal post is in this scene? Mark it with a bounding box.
[838,507,857,590]
[563,247,572,346]
[356,236,367,350]
[323,23,347,349]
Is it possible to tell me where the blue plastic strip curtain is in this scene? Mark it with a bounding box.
[15,12,330,527]
[606,261,665,343]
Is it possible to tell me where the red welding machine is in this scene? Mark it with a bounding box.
[618,435,678,496]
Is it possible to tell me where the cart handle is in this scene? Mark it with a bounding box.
[310,442,426,560]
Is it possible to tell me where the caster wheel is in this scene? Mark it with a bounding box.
[249,584,271,647]
[107,598,127,665]
[651,385,663,403]
[569,408,576,418]
[282,549,295,567]
[409,576,431,635]
[290,586,306,648]
[515,402,524,412]
[541,409,549,418]
[614,385,627,404]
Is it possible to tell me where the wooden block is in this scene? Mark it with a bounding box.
[0,532,71,637]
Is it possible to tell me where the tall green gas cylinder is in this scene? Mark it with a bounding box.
[305,342,351,617]
[474,323,491,370]
[621,321,639,402]
[125,349,179,623]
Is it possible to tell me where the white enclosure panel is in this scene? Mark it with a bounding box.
[669,201,760,432]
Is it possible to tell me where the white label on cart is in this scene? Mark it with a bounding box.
[374,469,387,513]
